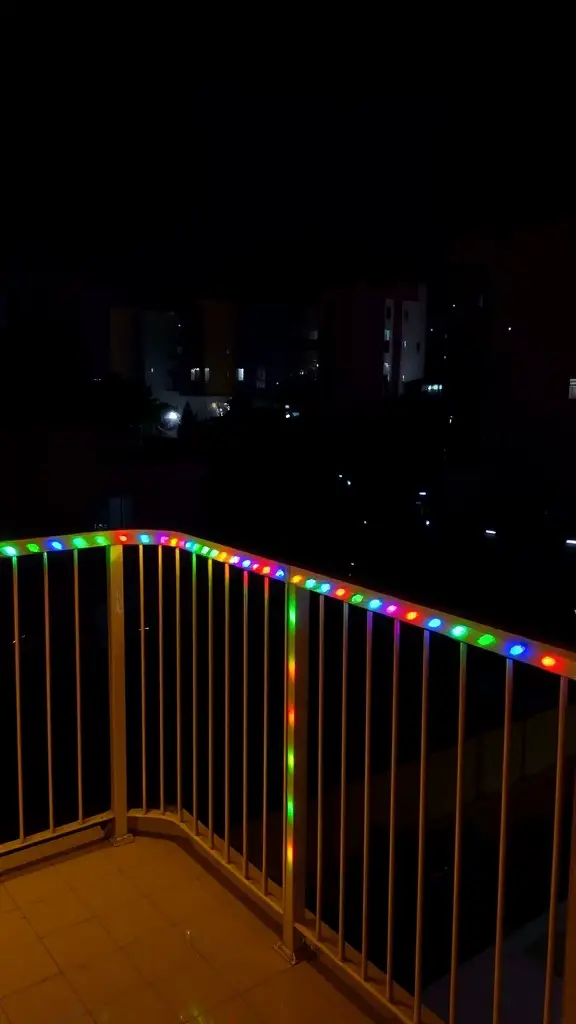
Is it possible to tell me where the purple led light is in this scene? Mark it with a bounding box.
[386,604,398,614]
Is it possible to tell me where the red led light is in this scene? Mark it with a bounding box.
[118,534,128,542]
[288,707,295,727]
[406,611,418,621]
[541,655,557,668]
[335,588,346,597]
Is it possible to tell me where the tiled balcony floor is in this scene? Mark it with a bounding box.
[0,835,385,1023]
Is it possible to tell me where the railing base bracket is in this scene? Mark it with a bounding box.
[274,941,299,965]
[109,833,134,848]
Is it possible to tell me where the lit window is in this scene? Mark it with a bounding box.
[237,368,244,381]
[384,328,391,342]
[569,379,576,399]
[403,339,407,349]
[191,368,200,381]
[204,368,210,382]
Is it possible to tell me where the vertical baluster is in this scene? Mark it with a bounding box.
[208,557,214,846]
[449,642,467,1024]
[139,545,147,813]
[43,553,54,834]
[543,676,568,1024]
[262,576,270,893]
[492,658,513,1024]
[224,563,231,862]
[338,603,349,962]
[158,545,165,814]
[562,763,576,1024]
[73,550,83,823]
[387,618,400,1002]
[176,548,182,821]
[282,585,288,892]
[316,595,325,940]
[361,612,373,980]
[414,629,430,1022]
[13,558,24,842]
[242,570,249,877]
[107,543,128,840]
[192,552,198,833]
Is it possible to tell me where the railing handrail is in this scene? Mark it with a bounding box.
[2,527,575,680]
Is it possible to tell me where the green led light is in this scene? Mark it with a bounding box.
[477,633,496,647]
[27,543,41,553]
[72,537,88,548]
[451,625,468,638]
[201,545,210,555]
[305,578,317,589]
[209,548,219,557]
[287,751,295,771]
[287,798,294,822]
[95,536,108,545]
[2,546,17,556]
[351,594,364,604]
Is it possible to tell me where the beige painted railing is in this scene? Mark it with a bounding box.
[0,528,574,1023]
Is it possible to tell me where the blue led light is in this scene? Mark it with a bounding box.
[368,599,382,610]
[50,541,64,551]
[275,569,285,578]
[427,617,442,629]
[139,534,150,544]
[305,579,317,589]
[510,644,526,657]
[185,541,193,550]
[242,559,251,568]
[319,583,331,593]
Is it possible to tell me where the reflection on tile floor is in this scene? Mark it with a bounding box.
[0,836,384,1022]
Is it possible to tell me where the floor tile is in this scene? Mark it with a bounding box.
[150,953,235,1024]
[90,981,176,1023]
[43,918,118,972]
[4,865,68,905]
[0,884,22,916]
[96,894,168,947]
[201,996,264,1023]
[64,948,143,1015]
[54,844,120,889]
[13,887,91,939]
[0,927,58,999]
[243,963,378,1024]
[1,972,88,1023]
[69,866,140,916]
[188,915,291,995]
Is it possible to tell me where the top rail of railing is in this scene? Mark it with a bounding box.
[2,527,575,680]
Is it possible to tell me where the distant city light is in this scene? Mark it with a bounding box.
[508,326,512,331]
[425,520,430,526]
[419,491,427,496]
[567,540,576,546]
[285,414,290,419]
[347,480,351,486]
[164,410,180,423]
[485,529,496,536]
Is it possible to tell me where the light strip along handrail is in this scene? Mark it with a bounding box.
[1,528,575,680]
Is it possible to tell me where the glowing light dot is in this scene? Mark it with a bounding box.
[201,546,210,555]
[510,644,526,656]
[119,535,128,542]
[185,541,193,550]
[139,534,150,544]
[386,604,398,613]
[451,625,468,638]
[161,536,170,545]
[170,538,179,547]
[27,543,41,553]
[193,543,201,552]
[477,634,496,647]
[287,798,294,822]
[230,555,240,564]
[305,579,317,589]
[542,655,557,668]
[51,541,64,550]
[287,751,295,771]
[209,549,219,557]
[406,611,418,621]
[262,566,271,574]
[320,583,331,593]
[275,569,285,577]
[95,537,108,546]
[288,708,295,727]
[368,599,382,610]
[292,575,303,583]
[242,560,251,568]
[351,594,364,604]
[287,841,294,865]
[427,618,442,628]
[2,546,17,556]
[336,588,346,597]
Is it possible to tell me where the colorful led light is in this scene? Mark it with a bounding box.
[351,594,364,604]
[305,579,317,589]
[119,534,128,542]
[185,541,194,550]
[287,841,293,865]
[251,564,260,570]
[209,549,219,557]
[335,588,346,597]
[193,543,201,552]
[292,575,302,583]
[95,537,108,546]
[406,611,418,621]
[2,546,17,556]
[368,599,382,610]
[275,569,285,577]
[542,655,557,668]
[477,634,496,647]
[139,534,150,544]
[161,536,169,544]
[386,604,398,614]
[320,583,331,593]
[451,625,468,638]
[50,541,64,550]
[510,644,526,657]
[427,617,442,628]
[218,552,228,560]
[287,751,295,771]
[230,555,240,564]
[288,707,295,727]
[287,798,294,823]
[242,559,251,568]
[201,546,210,555]
[170,538,179,547]
[27,543,41,553]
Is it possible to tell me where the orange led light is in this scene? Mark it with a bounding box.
[335,588,346,597]
[541,655,557,668]
[170,538,179,547]
[287,841,294,865]
[262,566,271,574]
[406,611,418,621]
[118,534,128,542]
[288,707,295,727]
[292,575,303,583]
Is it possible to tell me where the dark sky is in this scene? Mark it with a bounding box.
[3,77,571,299]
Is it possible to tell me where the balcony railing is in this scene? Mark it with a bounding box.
[0,527,575,1023]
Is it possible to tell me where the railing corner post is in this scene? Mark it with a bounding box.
[562,769,576,1022]
[279,579,310,963]
[107,542,131,845]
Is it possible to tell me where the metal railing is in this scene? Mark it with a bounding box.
[0,527,575,1024]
